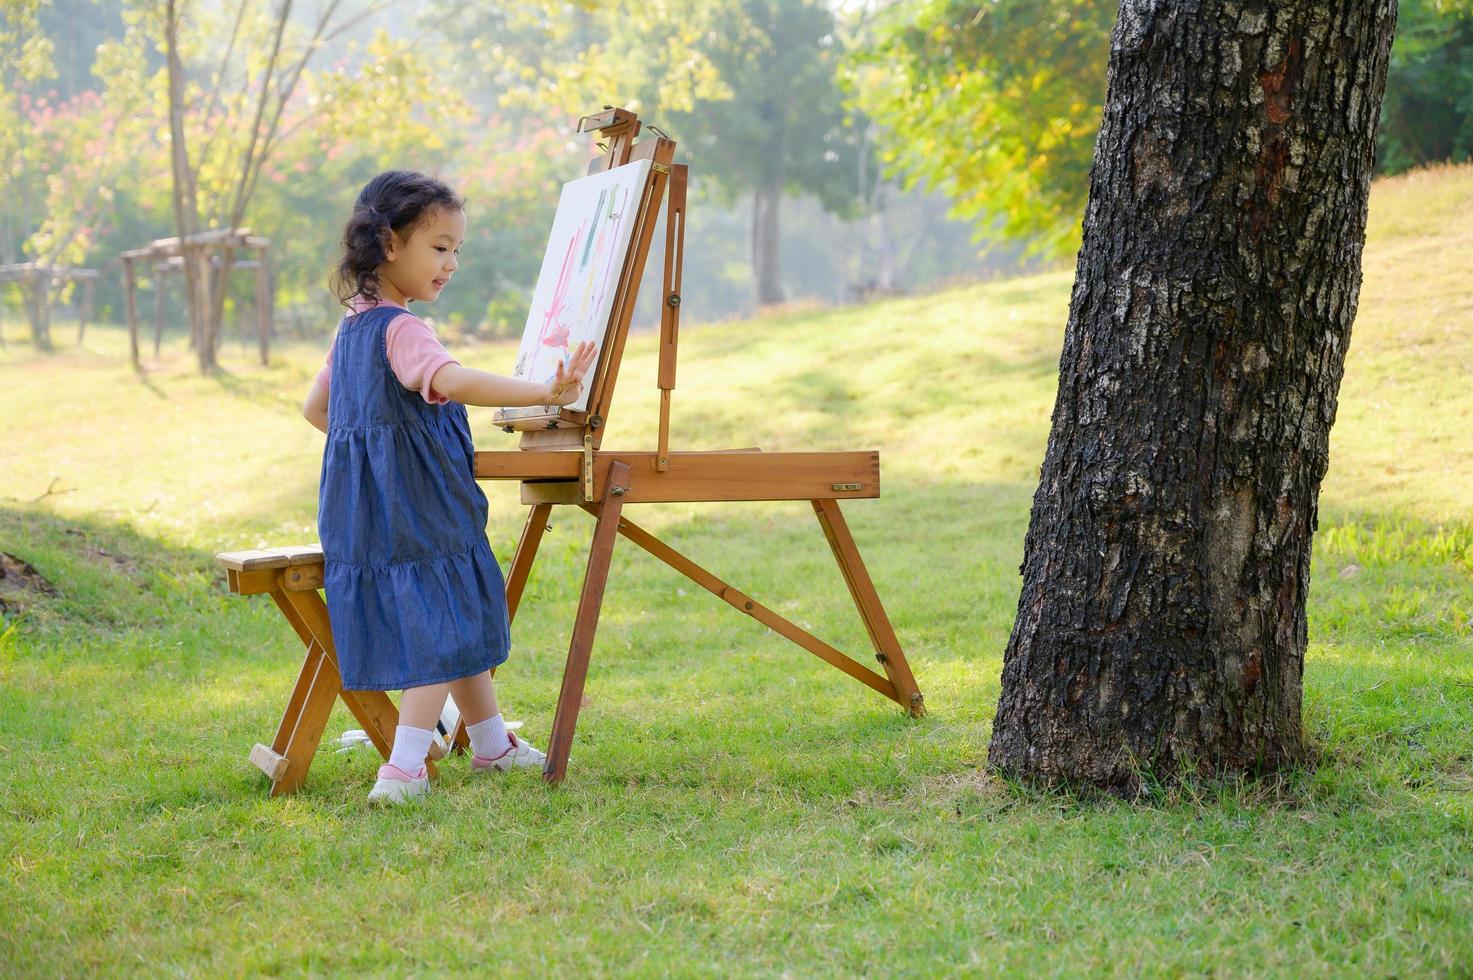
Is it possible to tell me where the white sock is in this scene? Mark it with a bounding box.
[387,725,434,775]
[467,713,511,759]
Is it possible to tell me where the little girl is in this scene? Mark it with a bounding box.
[303,170,595,804]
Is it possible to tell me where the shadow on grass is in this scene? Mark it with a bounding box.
[207,362,309,406]
[0,506,221,636]
[134,370,170,400]
[3,484,1470,816]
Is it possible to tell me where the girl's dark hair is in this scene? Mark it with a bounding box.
[332,170,465,306]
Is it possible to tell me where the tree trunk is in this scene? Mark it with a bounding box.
[205,245,236,368]
[988,0,1398,796]
[164,0,213,372]
[23,272,53,352]
[751,179,786,306]
[194,247,214,368]
[872,185,898,295]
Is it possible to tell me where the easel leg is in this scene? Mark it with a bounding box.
[451,502,555,753]
[588,507,899,704]
[544,461,631,784]
[506,502,554,620]
[812,499,925,717]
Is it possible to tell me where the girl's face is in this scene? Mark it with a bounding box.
[379,206,465,305]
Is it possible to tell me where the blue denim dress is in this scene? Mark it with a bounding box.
[318,305,510,691]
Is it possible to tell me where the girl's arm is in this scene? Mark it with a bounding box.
[430,364,559,407]
[303,378,329,433]
[430,341,597,408]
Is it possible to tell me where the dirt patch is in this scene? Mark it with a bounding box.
[0,551,57,614]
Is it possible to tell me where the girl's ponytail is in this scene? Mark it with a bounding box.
[332,171,465,307]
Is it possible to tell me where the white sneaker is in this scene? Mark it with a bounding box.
[471,731,547,772]
[367,763,430,804]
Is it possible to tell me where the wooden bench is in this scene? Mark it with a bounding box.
[218,545,444,796]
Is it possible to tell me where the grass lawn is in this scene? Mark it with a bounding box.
[1,164,1471,975]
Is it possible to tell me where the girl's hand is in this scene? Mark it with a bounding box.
[546,341,597,406]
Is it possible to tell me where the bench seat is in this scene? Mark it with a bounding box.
[218,545,324,595]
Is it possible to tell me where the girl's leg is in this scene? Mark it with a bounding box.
[447,670,500,727]
[378,681,452,779]
[449,671,516,760]
[399,681,453,729]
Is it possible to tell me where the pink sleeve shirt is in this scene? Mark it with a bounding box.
[315,299,459,405]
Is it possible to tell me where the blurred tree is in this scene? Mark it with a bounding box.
[447,0,868,307]
[9,92,128,349]
[1378,0,1473,171]
[1,1,128,349]
[1,0,52,347]
[442,119,571,334]
[853,0,1471,260]
[1,0,53,337]
[851,0,1114,259]
[36,0,127,99]
[95,1,466,371]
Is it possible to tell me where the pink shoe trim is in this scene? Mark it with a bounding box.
[471,732,519,769]
[377,763,427,782]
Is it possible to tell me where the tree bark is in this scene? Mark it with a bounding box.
[752,178,786,306]
[164,0,213,371]
[988,0,1398,795]
[22,272,53,352]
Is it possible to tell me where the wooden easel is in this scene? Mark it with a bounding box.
[462,107,924,783]
[217,107,922,797]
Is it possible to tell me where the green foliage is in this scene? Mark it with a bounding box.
[0,0,54,88]
[78,6,500,338]
[1379,0,1473,172]
[445,120,573,333]
[13,92,128,272]
[93,7,469,235]
[451,0,869,221]
[0,5,130,295]
[0,0,53,263]
[851,0,1473,257]
[36,0,127,99]
[444,0,729,124]
[529,0,870,302]
[849,0,1114,258]
[644,0,866,214]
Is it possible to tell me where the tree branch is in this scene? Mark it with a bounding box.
[192,0,250,182]
[320,0,399,45]
[237,0,349,226]
[223,0,293,233]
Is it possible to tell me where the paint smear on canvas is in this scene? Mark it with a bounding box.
[512,159,653,413]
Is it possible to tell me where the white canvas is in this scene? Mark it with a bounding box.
[511,158,654,413]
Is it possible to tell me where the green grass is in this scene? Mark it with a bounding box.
[2,164,1472,975]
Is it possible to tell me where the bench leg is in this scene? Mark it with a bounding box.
[340,689,401,762]
[285,586,438,777]
[258,635,340,797]
[253,583,437,795]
